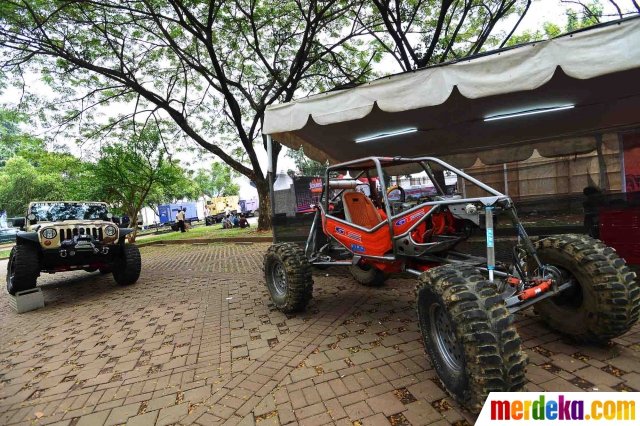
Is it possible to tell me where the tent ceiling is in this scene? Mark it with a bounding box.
[264,17,640,167]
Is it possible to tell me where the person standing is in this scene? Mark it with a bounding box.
[225,203,232,219]
[176,209,186,233]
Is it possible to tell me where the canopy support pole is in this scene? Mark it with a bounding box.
[503,164,509,195]
[267,135,277,244]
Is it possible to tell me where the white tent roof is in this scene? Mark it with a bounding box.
[264,16,640,167]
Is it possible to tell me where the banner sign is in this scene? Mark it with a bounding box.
[477,393,637,425]
[293,176,323,213]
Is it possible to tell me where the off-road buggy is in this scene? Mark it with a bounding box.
[6,201,141,295]
[264,156,639,412]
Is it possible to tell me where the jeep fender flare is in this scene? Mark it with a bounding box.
[16,232,40,247]
[118,228,134,244]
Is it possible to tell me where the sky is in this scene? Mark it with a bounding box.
[1,0,637,197]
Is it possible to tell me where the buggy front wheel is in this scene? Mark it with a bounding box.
[264,243,313,313]
[416,265,527,413]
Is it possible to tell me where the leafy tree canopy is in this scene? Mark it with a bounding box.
[286,147,327,177]
[0,108,45,168]
[194,162,240,199]
[506,1,639,46]
[88,126,188,242]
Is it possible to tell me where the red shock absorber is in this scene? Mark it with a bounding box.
[518,280,552,301]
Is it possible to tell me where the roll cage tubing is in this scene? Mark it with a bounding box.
[318,156,543,271]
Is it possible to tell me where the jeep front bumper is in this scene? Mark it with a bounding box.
[41,244,123,271]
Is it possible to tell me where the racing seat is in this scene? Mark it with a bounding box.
[343,191,383,229]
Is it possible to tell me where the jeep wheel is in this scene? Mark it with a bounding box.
[416,265,527,413]
[532,234,639,343]
[264,243,313,313]
[112,245,142,286]
[349,263,387,287]
[6,246,40,296]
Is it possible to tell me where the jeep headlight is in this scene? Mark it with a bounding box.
[42,228,57,239]
[104,226,117,237]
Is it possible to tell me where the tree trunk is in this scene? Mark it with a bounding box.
[127,209,140,243]
[255,177,271,231]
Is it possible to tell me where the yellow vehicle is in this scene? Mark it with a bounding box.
[205,196,240,223]
[7,201,141,295]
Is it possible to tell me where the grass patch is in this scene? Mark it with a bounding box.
[0,249,10,258]
[136,225,271,244]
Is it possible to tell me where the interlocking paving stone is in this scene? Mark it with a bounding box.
[0,245,638,426]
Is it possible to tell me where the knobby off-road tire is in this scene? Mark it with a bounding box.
[416,264,527,413]
[264,243,313,313]
[533,234,639,343]
[349,263,388,287]
[112,245,142,286]
[6,245,40,296]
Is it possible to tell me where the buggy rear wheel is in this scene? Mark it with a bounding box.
[349,263,387,287]
[416,264,527,413]
[532,234,639,343]
[264,243,313,313]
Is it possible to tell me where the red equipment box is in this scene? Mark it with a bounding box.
[599,206,640,264]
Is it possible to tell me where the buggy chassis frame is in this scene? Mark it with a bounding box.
[270,149,569,314]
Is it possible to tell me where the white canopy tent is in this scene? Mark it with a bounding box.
[264,16,640,169]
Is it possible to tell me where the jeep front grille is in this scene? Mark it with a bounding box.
[59,227,104,243]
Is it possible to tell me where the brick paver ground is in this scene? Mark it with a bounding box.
[0,243,639,426]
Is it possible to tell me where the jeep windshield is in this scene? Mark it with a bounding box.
[29,203,111,222]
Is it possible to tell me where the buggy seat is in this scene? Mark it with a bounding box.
[343,191,382,229]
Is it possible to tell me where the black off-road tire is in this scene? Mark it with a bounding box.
[416,264,527,413]
[349,263,387,287]
[264,243,313,313]
[532,234,639,342]
[112,245,142,286]
[6,245,40,296]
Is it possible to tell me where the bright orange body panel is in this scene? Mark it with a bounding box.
[391,206,432,237]
[323,216,392,257]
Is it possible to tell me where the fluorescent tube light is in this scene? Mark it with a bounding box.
[355,128,417,143]
[485,105,574,122]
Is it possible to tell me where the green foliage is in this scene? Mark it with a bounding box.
[89,127,188,241]
[0,109,45,168]
[193,163,240,198]
[0,107,196,227]
[566,1,604,31]
[0,157,62,216]
[505,1,609,46]
[0,109,89,216]
[286,148,327,177]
